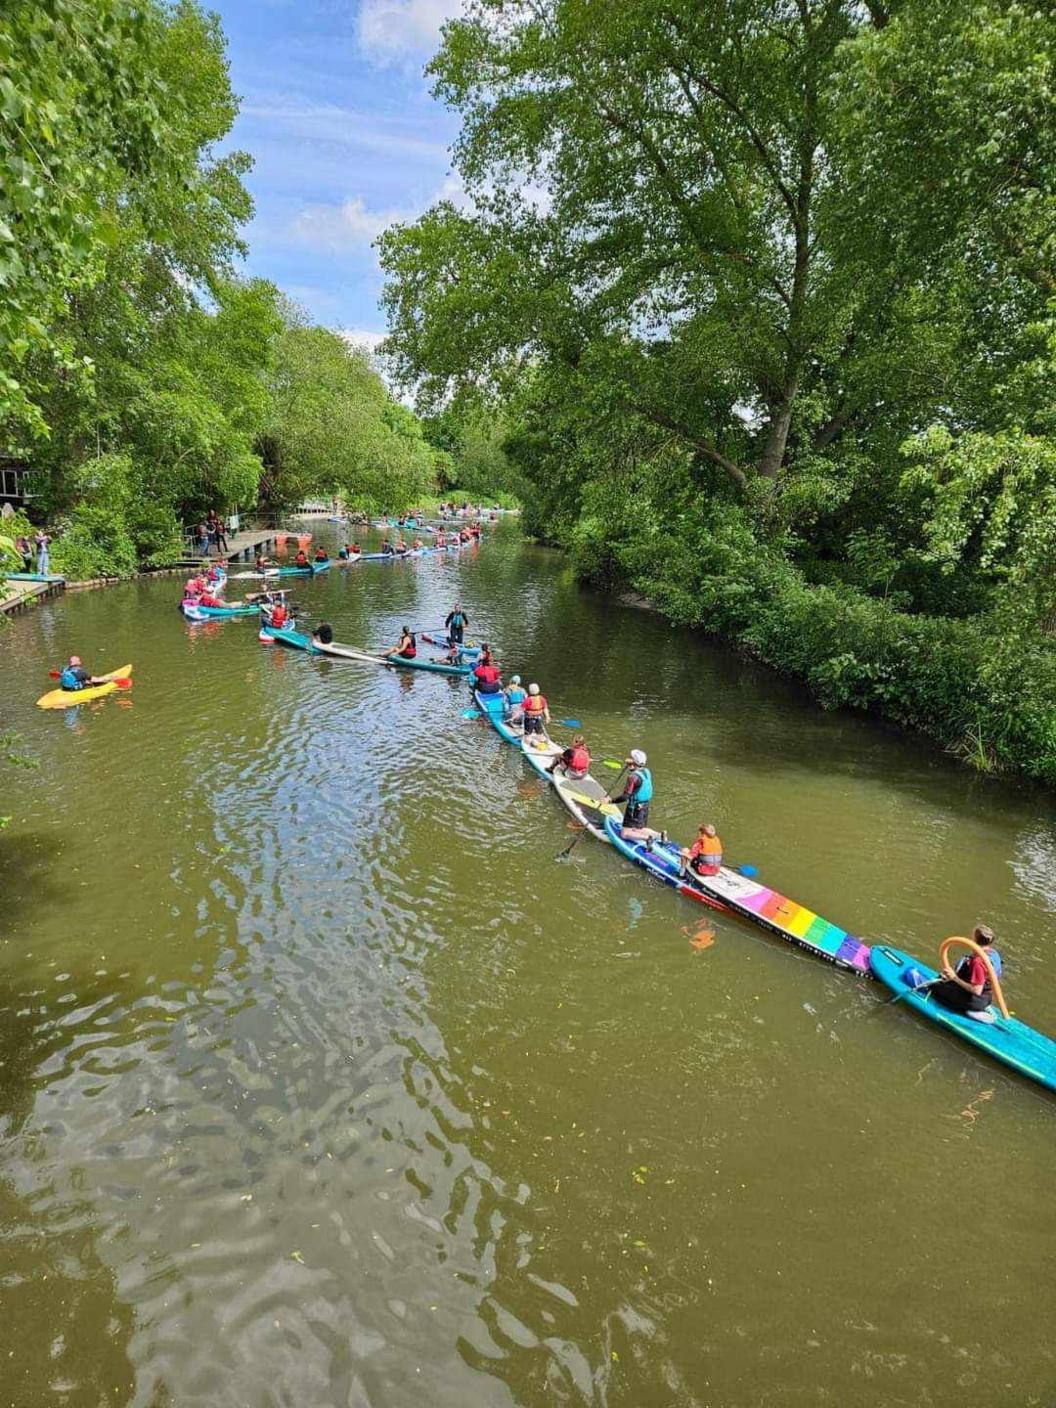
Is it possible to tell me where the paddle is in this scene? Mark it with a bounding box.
[555,766,627,861]
[881,975,944,1008]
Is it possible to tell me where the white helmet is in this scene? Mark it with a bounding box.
[630,749,647,766]
[528,683,540,695]
[511,674,521,684]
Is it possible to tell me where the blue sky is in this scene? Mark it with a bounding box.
[211,0,465,348]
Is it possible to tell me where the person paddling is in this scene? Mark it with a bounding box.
[58,656,106,692]
[681,824,723,879]
[931,925,1004,1024]
[445,605,469,645]
[381,537,395,556]
[522,683,550,738]
[255,551,271,572]
[386,626,417,659]
[294,548,309,567]
[268,598,290,628]
[395,537,409,556]
[614,750,658,840]
[314,546,329,563]
[548,734,591,780]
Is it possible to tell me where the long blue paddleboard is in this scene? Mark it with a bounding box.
[870,945,1056,1093]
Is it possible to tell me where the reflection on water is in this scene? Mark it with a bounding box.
[0,523,1054,1407]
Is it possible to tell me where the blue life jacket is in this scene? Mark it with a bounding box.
[60,666,85,691]
[505,686,526,706]
[449,612,465,629]
[631,767,653,804]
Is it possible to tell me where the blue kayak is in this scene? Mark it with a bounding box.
[275,559,332,576]
[474,688,523,743]
[870,945,1056,1093]
[182,600,259,620]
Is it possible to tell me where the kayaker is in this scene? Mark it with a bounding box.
[412,536,424,551]
[503,674,526,725]
[931,925,1004,1024]
[58,656,105,691]
[436,530,447,548]
[522,683,550,737]
[548,734,591,780]
[314,547,329,562]
[186,574,207,597]
[269,599,290,628]
[473,655,502,695]
[197,588,225,608]
[312,621,334,645]
[386,626,417,659]
[294,548,310,567]
[445,605,469,645]
[614,751,657,839]
[681,824,723,879]
[381,537,395,556]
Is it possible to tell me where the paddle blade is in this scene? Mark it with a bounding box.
[602,759,624,769]
[557,718,581,728]
[462,708,481,720]
[114,678,132,688]
[736,864,758,878]
[49,670,61,678]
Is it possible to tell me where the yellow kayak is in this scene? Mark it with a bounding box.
[37,664,133,710]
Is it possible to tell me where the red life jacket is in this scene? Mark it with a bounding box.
[524,693,547,715]
[569,744,590,773]
[475,663,501,688]
[271,605,288,627]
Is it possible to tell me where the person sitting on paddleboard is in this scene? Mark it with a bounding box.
[59,656,105,691]
[206,560,225,583]
[395,538,409,556]
[522,683,550,737]
[436,530,447,548]
[255,552,270,571]
[386,627,417,659]
[503,675,526,726]
[269,599,290,628]
[381,537,395,556]
[412,536,424,551]
[614,751,659,840]
[473,656,502,695]
[931,925,1004,1024]
[294,548,309,567]
[312,621,334,645]
[681,824,723,878]
[548,734,591,780]
[314,547,329,563]
[445,605,469,644]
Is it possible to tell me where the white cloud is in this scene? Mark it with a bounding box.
[340,328,387,354]
[290,196,410,252]
[357,0,464,60]
[241,99,451,161]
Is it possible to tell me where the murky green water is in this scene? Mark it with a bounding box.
[1,522,1054,1407]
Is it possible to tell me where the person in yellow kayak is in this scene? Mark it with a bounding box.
[58,656,107,692]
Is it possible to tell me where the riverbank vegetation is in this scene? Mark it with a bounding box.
[379,0,1056,784]
[0,1,505,583]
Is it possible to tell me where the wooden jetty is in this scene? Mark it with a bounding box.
[1,576,65,616]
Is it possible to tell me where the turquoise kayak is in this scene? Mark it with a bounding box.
[870,945,1056,1093]
[275,560,333,576]
[182,600,259,620]
[474,688,524,744]
[259,623,470,673]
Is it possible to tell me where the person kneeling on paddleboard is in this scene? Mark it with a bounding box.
[59,656,105,691]
[615,751,660,840]
[294,548,310,567]
[681,824,723,878]
[931,925,1004,1024]
[504,675,526,726]
[473,655,502,695]
[312,621,334,645]
[522,683,550,737]
[386,627,417,660]
[548,735,591,780]
[268,599,290,628]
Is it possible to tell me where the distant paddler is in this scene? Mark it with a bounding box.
[381,537,395,557]
[680,824,723,879]
[444,604,469,644]
[313,546,329,563]
[930,925,1004,1024]
[293,547,310,568]
[436,529,447,548]
[394,537,409,556]
[311,621,334,645]
[338,542,360,559]
[503,674,527,727]
[522,682,551,738]
[385,626,417,660]
[254,551,271,572]
[613,750,659,840]
[412,535,424,551]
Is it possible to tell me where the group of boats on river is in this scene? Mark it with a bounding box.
[31,514,1056,1096]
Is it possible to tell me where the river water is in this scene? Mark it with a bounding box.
[1,521,1054,1408]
